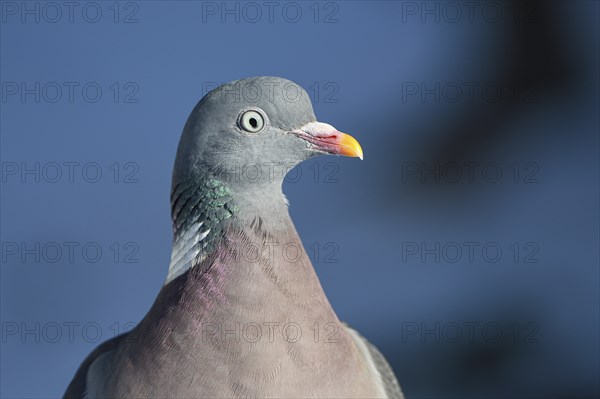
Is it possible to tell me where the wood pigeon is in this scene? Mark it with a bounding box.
[64,77,403,398]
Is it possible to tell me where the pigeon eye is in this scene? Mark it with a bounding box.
[239,110,265,133]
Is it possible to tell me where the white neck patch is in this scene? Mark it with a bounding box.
[165,221,211,284]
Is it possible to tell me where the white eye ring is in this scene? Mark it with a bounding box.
[239,110,265,133]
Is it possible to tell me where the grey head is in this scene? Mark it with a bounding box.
[166,77,362,282]
[173,76,362,193]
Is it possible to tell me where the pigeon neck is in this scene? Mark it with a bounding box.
[153,173,343,360]
[165,173,290,284]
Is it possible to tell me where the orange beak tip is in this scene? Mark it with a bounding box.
[339,132,364,160]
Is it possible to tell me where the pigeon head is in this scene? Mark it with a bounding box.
[172,76,363,192]
[167,77,363,282]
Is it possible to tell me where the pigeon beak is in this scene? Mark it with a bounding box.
[292,122,364,160]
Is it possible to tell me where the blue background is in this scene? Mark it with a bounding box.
[1,1,598,398]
